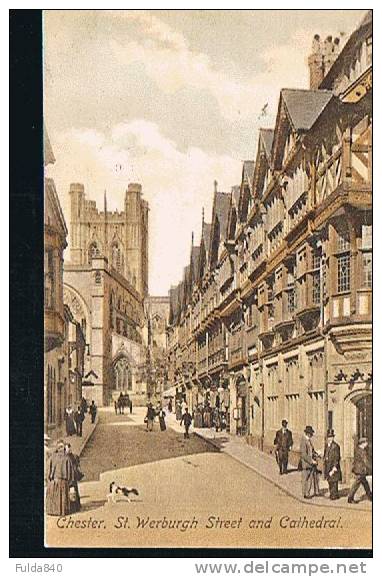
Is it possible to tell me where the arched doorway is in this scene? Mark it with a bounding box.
[343,389,372,479]
[355,394,372,442]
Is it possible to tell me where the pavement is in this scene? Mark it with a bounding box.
[45,407,371,549]
[45,411,98,458]
[161,410,372,513]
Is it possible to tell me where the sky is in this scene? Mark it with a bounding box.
[44,9,365,295]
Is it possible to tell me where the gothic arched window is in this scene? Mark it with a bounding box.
[111,242,122,273]
[88,242,100,264]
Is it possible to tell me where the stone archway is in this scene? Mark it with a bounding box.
[342,388,372,480]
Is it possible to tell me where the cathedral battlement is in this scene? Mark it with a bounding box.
[68,182,149,298]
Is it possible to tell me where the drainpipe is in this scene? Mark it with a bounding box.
[258,338,265,452]
[320,241,329,437]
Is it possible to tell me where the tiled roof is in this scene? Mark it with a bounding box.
[360,9,372,27]
[319,10,372,90]
[282,89,333,132]
[260,129,274,159]
[214,192,231,241]
[44,124,55,166]
[191,246,200,279]
[243,161,255,189]
[231,185,241,207]
[202,222,212,253]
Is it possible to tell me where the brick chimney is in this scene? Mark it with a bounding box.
[308,34,341,89]
[308,34,324,89]
[323,35,340,76]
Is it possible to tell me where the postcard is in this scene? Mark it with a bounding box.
[43,9,372,549]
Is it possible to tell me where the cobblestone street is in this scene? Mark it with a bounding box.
[45,409,372,549]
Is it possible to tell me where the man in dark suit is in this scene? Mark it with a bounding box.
[348,437,372,503]
[274,419,293,474]
[74,406,84,437]
[181,407,193,439]
[323,429,342,500]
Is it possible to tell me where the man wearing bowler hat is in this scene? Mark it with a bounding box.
[323,429,342,500]
[274,419,293,475]
[348,437,372,504]
[300,425,320,498]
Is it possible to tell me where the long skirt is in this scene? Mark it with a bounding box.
[46,479,71,516]
[159,416,166,431]
[204,412,211,428]
[66,416,76,436]
[301,467,320,498]
[194,413,203,428]
[175,406,182,420]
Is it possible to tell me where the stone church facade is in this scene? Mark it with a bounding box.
[63,182,149,406]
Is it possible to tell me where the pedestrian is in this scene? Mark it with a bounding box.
[64,406,76,436]
[181,407,193,439]
[220,410,227,431]
[274,419,293,475]
[145,403,155,432]
[300,425,320,499]
[74,406,84,437]
[204,404,212,428]
[194,404,203,428]
[114,400,118,415]
[214,407,221,432]
[64,443,83,513]
[323,429,342,500]
[159,409,166,431]
[129,398,133,414]
[348,437,372,504]
[118,392,124,414]
[175,400,182,421]
[80,396,88,416]
[46,439,76,516]
[89,400,97,424]
[168,398,173,413]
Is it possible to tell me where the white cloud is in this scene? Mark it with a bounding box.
[107,11,355,127]
[46,120,241,294]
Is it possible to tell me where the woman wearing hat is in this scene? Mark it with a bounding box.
[323,429,342,500]
[300,425,320,498]
[46,439,76,516]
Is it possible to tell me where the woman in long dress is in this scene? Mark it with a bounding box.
[65,407,76,436]
[300,426,321,498]
[46,440,76,516]
[159,410,166,432]
[65,443,83,513]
